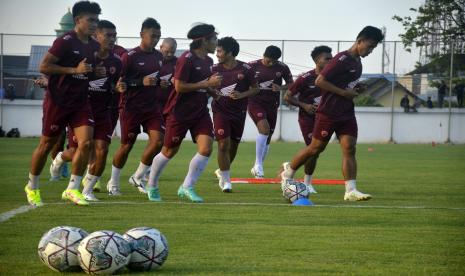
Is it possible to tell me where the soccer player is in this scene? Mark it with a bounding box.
[280,26,384,201]
[248,46,293,178]
[50,20,125,201]
[155,37,178,110]
[24,1,101,207]
[283,45,333,193]
[146,23,222,202]
[106,18,165,196]
[212,37,258,192]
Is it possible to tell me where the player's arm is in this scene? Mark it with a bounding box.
[315,74,358,100]
[284,90,317,114]
[230,84,259,100]
[39,53,92,75]
[174,73,222,94]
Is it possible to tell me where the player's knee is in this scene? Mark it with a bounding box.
[217,141,229,153]
[162,147,178,158]
[78,139,93,153]
[95,146,109,159]
[198,146,212,157]
[342,144,356,156]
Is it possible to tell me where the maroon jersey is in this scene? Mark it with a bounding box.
[288,69,322,121]
[88,52,122,117]
[318,51,362,120]
[113,44,127,58]
[163,50,213,121]
[211,61,257,116]
[120,46,163,113]
[108,45,127,111]
[248,59,293,109]
[46,31,99,108]
[154,57,177,107]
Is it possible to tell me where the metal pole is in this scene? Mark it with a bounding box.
[381,27,386,74]
[389,41,397,143]
[446,39,454,143]
[278,40,285,141]
[337,41,340,53]
[0,33,4,127]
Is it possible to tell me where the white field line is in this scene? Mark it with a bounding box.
[2,201,464,223]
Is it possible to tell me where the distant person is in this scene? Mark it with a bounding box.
[438,80,448,108]
[426,96,433,108]
[6,83,16,101]
[400,94,409,113]
[454,83,464,108]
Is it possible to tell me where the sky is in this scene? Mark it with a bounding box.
[0,0,425,74]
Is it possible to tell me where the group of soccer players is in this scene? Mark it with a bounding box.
[24,0,384,207]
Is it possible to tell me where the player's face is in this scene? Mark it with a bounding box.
[205,35,218,54]
[140,28,161,49]
[262,57,277,67]
[96,28,117,51]
[315,52,333,69]
[75,13,99,36]
[358,38,379,57]
[160,43,176,61]
[216,46,232,64]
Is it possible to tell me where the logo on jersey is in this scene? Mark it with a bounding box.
[110,66,116,74]
[138,62,145,66]
[237,73,245,80]
[313,96,322,105]
[321,130,328,137]
[73,50,80,55]
[195,66,202,70]
[50,125,59,132]
[72,73,88,80]
[347,79,359,89]
[257,112,264,118]
[160,73,172,81]
[276,72,282,78]
[259,80,274,90]
[89,77,108,92]
[217,129,225,136]
[172,136,180,143]
[219,83,237,96]
[63,35,72,40]
[146,71,159,78]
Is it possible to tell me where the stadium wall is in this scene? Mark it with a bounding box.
[1,100,464,144]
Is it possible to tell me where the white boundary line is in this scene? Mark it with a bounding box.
[2,201,464,223]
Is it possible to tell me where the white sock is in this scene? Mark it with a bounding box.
[67,174,83,190]
[82,174,99,194]
[254,134,268,169]
[54,152,64,166]
[27,173,40,189]
[262,144,270,163]
[110,165,121,185]
[345,179,356,193]
[220,170,231,183]
[283,166,296,179]
[182,153,209,189]
[134,161,150,179]
[304,174,313,185]
[147,153,170,188]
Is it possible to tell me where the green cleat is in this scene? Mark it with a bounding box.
[177,185,203,203]
[147,187,162,202]
[62,189,89,206]
[24,185,43,207]
[93,180,102,192]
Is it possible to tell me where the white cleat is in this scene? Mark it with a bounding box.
[49,152,64,181]
[214,169,222,180]
[306,184,318,194]
[344,190,372,201]
[83,192,99,201]
[250,166,264,179]
[280,162,291,191]
[217,171,225,191]
[106,180,122,196]
[129,175,147,194]
[222,182,232,193]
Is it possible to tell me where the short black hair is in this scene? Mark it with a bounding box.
[263,45,281,60]
[187,23,216,50]
[217,37,239,57]
[72,1,101,17]
[97,20,116,30]
[141,17,161,32]
[311,45,332,60]
[356,26,384,43]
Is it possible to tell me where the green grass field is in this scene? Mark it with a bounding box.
[0,138,464,275]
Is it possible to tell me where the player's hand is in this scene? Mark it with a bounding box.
[116,77,127,93]
[207,73,223,88]
[143,75,157,86]
[302,103,317,114]
[75,58,93,74]
[343,89,359,100]
[271,83,282,92]
[160,79,171,89]
[230,90,244,100]
[34,76,48,88]
[94,61,106,78]
[354,83,367,93]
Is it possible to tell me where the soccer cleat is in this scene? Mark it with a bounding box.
[222,182,232,193]
[214,169,221,179]
[83,191,99,201]
[147,187,162,202]
[306,184,317,194]
[62,189,89,205]
[93,180,102,192]
[106,180,122,196]
[216,169,225,190]
[129,175,147,194]
[250,166,264,179]
[24,185,43,207]
[177,185,203,203]
[61,163,70,178]
[280,162,292,191]
[344,190,372,201]
[49,153,64,181]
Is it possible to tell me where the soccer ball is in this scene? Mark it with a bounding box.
[283,180,310,203]
[123,227,169,271]
[77,230,131,274]
[38,226,88,272]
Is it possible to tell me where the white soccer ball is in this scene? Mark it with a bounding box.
[123,227,169,271]
[77,230,131,274]
[38,226,88,272]
[283,180,310,203]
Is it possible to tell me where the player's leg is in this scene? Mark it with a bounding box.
[262,107,278,165]
[82,139,109,200]
[50,130,69,178]
[248,104,269,178]
[300,119,318,193]
[213,113,234,192]
[50,129,76,181]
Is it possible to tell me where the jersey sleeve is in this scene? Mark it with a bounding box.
[282,64,293,84]
[245,65,258,87]
[320,56,346,82]
[48,36,70,60]
[288,75,305,96]
[174,55,192,82]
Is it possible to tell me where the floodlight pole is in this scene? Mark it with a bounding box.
[389,41,397,143]
[446,39,454,144]
[278,39,285,141]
